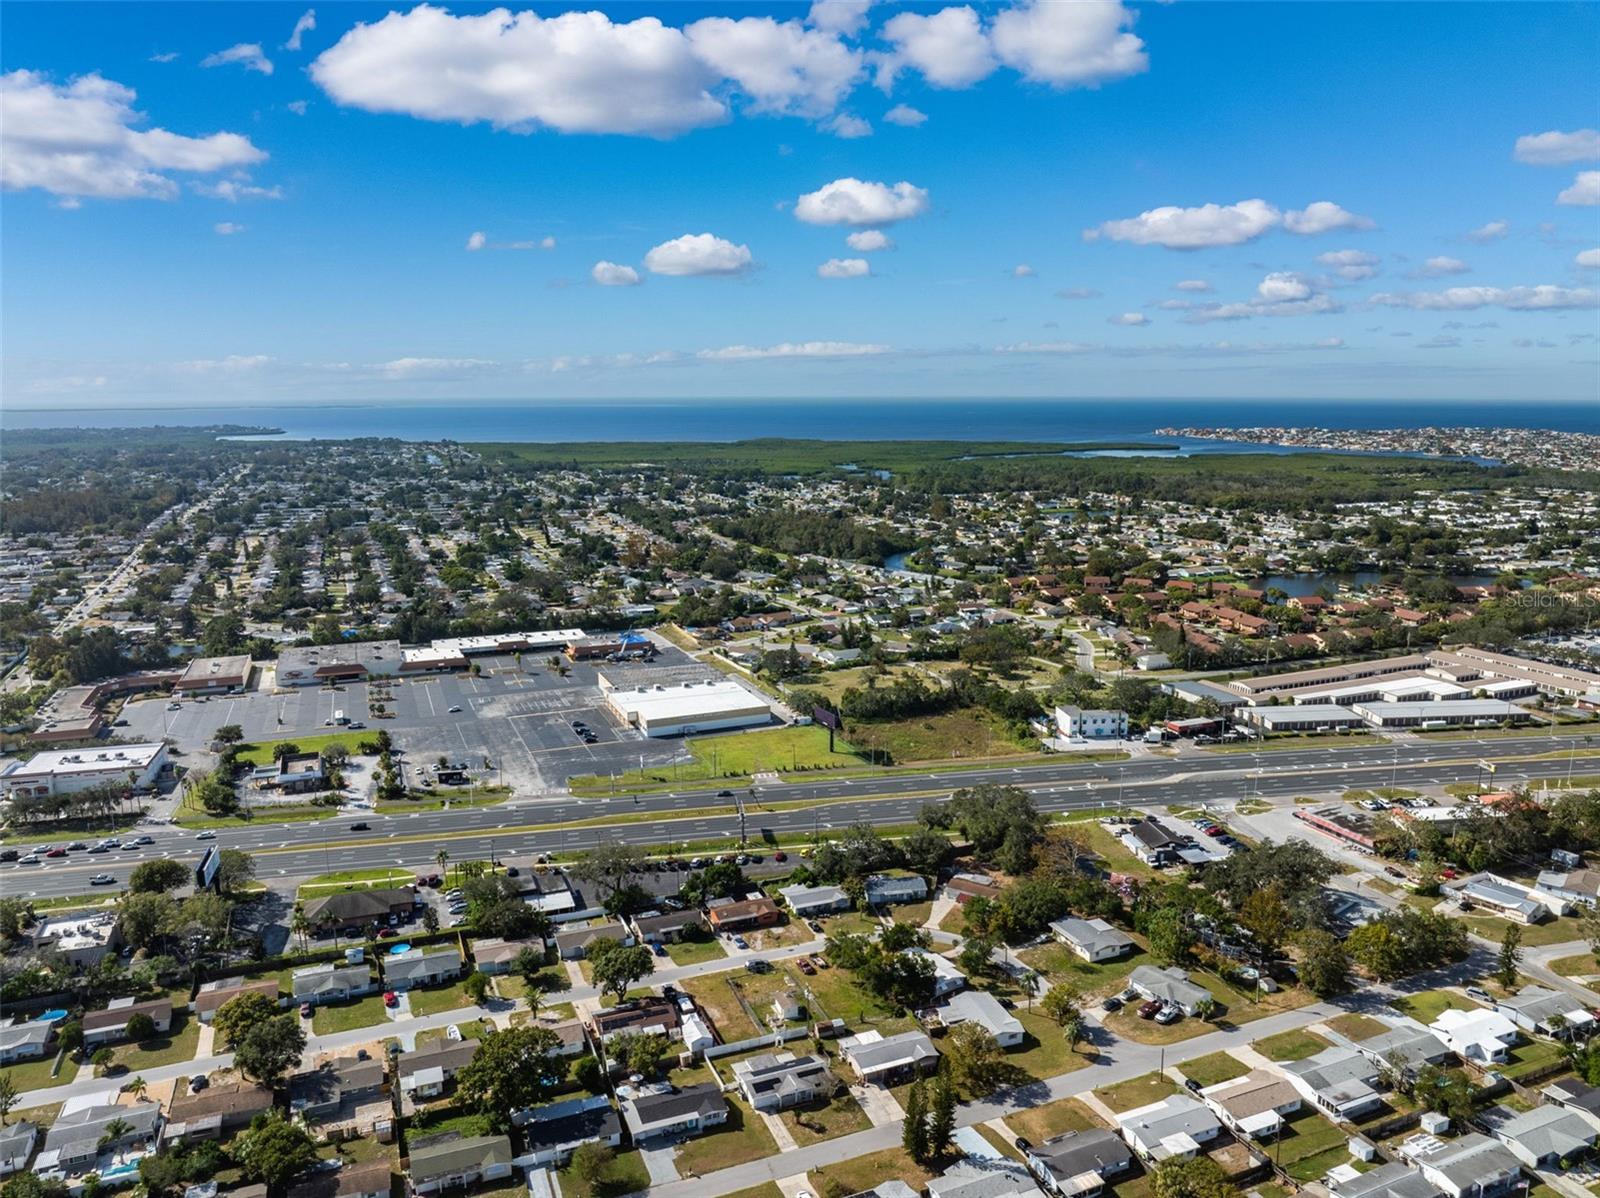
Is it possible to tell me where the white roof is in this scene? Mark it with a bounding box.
[606,678,772,723]
[1431,1007,1518,1046]
[3,742,164,778]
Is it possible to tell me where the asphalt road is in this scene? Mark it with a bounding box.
[10,729,1596,898]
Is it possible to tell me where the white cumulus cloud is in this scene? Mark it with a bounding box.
[1108,312,1148,326]
[1466,220,1510,242]
[684,16,862,118]
[827,112,872,137]
[193,177,283,202]
[644,232,753,276]
[1257,272,1312,302]
[376,357,495,379]
[883,103,927,126]
[1414,256,1470,278]
[1557,171,1600,206]
[202,43,274,76]
[1577,248,1600,269]
[1368,285,1598,311]
[1280,201,1374,235]
[0,70,265,200]
[846,229,892,251]
[1316,249,1381,281]
[466,231,487,251]
[878,6,995,88]
[286,10,317,52]
[795,177,929,225]
[591,261,642,286]
[807,0,874,37]
[989,0,1147,88]
[1513,128,1600,165]
[818,257,870,278]
[1013,264,1036,278]
[1086,198,1280,248]
[1173,279,1212,292]
[698,340,890,360]
[214,221,245,235]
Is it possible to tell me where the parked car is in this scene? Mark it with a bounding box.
[1154,1005,1182,1025]
[746,959,772,974]
[773,851,788,863]
[1184,1076,1202,1092]
[1138,999,1163,1019]
[797,958,816,975]
[807,920,824,934]
[383,991,398,1007]
[1101,995,1123,1012]
[190,1074,209,1092]
[300,1003,314,1017]
[651,943,666,957]
[447,705,462,714]
[810,954,829,970]
[1466,986,1493,1002]
[376,928,396,939]
[733,935,749,950]
[1384,865,1407,879]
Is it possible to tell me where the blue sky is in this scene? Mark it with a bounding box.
[3,0,1597,406]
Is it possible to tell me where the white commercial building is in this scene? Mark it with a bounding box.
[1349,699,1531,729]
[1054,706,1128,739]
[604,679,774,738]
[0,742,168,799]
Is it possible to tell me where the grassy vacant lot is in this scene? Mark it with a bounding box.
[1326,1013,1388,1041]
[569,725,863,793]
[1004,1096,1104,1145]
[557,1147,650,1198]
[298,868,415,897]
[1019,943,1153,997]
[1010,1009,1095,1081]
[1459,912,1591,947]
[780,1092,874,1146]
[236,730,373,766]
[416,1019,488,1046]
[1178,1051,1249,1088]
[1255,1028,1330,1062]
[795,959,914,1033]
[1389,988,1481,1024]
[1549,954,1599,976]
[681,968,799,1042]
[311,995,389,1035]
[0,1053,68,1092]
[175,801,333,829]
[665,936,728,967]
[807,1147,941,1197]
[1068,820,1160,878]
[673,1098,778,1176]
[843,708,1040,765]
[407,983,473,1018]
[1097,1071,1179,1114]
[1276,1109,1354,1182]
[110,1012,201,1071]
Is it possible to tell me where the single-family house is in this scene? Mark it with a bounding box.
[36,1102,162,1176]
[1200,1070,1302,1139]
[516,1095,621,1166]
[1326,1161,1441,1198]
[1493,986,1595,1039]
[1405,1132,1524,1198]
[1127,966,1211,1016]
[621,1083,728,1141]
[1024,1128,1133,1198]
[292,962,376,1005]
[779,883,851,917]
[397,1038,480,1102]
[1283,1047,1385,1121]
[628,909,708,944]
[406,1134,513,1196]
[1535,868,1600,909]
[288,1159,393,1198]
[82,997,173,1046]
[731,1052,839,1112]
[0,1123,40,1178]
[865,874,928,906]
[469,937,540,975]
[841,1029,940,1085]
[1544,1078,1600,1129]
[1049,918,1134,964]
[193,978,281,1024]
[0,1020,53,1064]
[290,1056,387,1121]
[1481,1103,1597,1169]
[706,896,784,934]
[1115,1095,1222,1162]
[1441,875,1547,925]
[385,947,462,991]
[935,990,1025,1048]
[1357,1024,1453,1076]
[554,921,627,960]
[946,873,1003,904]
[1430,1009,1519,1065]
[543,1018,589,1059]
[164,1082,275,1144]
[911,948,967,998]
[589,997,682,1043]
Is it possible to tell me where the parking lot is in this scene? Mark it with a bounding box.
[118,644,711,793]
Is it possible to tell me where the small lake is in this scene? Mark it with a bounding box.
[1254,571,1504,597]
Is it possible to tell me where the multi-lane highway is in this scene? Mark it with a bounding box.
[8,729,1596,897]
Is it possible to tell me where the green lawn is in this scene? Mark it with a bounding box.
[1178,1051,1249,1088]
[807,1147,940,1197]
[236,730,374,766]
[1018,943,1152,996]
[0,1053,69,1092]
[1503,1037,1568,1081]
[1255,1028,1331,1062]
[1326,1013,1388,1041]
[298,868,416,896]
[673,1099,779,1176]
[407,983,473,1017]
[779,1092,874,1146]
[842,708,1040,766]
[109,1011,201,1071]
[569,725,864,794]
[665,936,729,967]
[416,1019,489,1046]
[407,1103,491,1142]
[311,994,389,1035]
[1549,954,1599,977]
[1459,912,1591,948]
[1004,1097,1104,1145]
[793,959,913,1033]
[1009,1009,1095,1081]
[1275,1109,1354,1182]
[1096,1071,1179,1114]
[1390,989,1482,1024]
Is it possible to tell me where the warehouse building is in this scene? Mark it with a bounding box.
[605,679,775,738]
[0,742,168,799]
[1349,699,1532,729]
[1239,704,1366,733]
[175,654,254,695]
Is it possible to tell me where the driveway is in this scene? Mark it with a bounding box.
[638,1138,681,1185]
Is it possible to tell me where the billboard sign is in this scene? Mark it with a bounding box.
[196,846,220,891]
[813,706,841,731]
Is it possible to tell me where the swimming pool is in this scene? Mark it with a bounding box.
[388,943,411,955]
[35,1009,68,1024]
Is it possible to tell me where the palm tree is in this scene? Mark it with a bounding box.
[98,1117,132,1152]
[290,903,311,955]
[435,848,450,887]
[126,1076,147,1101]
